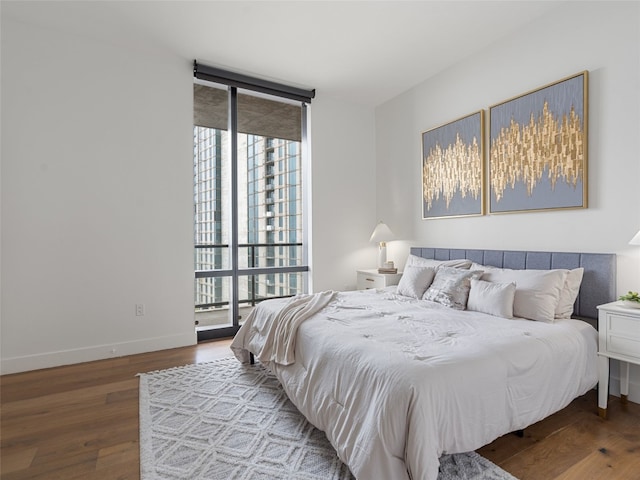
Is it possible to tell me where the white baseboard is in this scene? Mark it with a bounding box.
[0,332,197,375]
[608,374,640,404]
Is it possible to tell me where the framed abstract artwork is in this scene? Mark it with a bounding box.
[421,111,484,219]
[488,71,588,214]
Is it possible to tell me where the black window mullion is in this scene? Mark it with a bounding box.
[229,86,240,328]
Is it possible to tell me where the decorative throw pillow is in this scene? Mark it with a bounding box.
[405,254,472,270]
[396,266,436,299]
[555,268,584,319]
[422,267,483,310]
[467,279,517,318]
[474,264,567,322]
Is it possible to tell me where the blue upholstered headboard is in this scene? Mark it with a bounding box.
[410,247,616,322]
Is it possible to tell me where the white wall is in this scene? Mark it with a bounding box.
[0,14,377,373]
[310,96,377,292]
[375,2,640,401]
[1,17,196,373]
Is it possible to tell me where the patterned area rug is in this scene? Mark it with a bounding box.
[139,356,517,480]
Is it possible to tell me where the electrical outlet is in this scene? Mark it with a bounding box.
[136,303,145,316]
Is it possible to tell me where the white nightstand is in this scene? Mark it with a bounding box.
[597,301,640,419]
[356,269,403,290]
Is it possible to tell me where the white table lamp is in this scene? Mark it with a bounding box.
[630,229,640,245]
[370,221,394,268]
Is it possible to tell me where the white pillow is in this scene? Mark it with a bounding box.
[473,263,567,322]
[405,254,472,270]
[555,268,584,319]
[396,266,436,299]
[467,279,516,318]
[422,267,483,310]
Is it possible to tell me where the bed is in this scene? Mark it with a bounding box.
[230,248,616,480]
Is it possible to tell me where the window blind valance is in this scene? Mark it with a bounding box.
[193,61,315,104]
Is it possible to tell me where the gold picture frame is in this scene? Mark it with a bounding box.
[488,71,588,214]
[421,111,485,219]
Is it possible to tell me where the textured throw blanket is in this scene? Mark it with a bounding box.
[231,290,336,365]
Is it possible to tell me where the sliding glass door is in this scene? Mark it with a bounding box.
[194,78,310,340]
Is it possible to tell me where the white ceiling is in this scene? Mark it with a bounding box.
[2,1,569,107]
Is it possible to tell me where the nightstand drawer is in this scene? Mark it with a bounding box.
[601,309,640,361]
[356,269,402,290]
[608,335,640,360]
[608,314,640,338]
[357,274,386,289]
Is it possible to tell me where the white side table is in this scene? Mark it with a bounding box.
[356,269,402,290]
[597,301,640,419]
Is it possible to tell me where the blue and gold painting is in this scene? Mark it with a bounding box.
[422,111,484,219]
[489,72,587,214]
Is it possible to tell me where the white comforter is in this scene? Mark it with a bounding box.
[231,288,598,480]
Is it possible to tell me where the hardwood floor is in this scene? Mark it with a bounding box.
[1,339,639,480]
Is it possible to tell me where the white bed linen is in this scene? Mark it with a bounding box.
[231,288,598,480]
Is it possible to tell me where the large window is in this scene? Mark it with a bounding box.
[193,66,312,340]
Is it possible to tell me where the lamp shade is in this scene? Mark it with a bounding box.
[630,229,640,245]
[369,222,394,243]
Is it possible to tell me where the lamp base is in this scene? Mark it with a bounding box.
[377,244,387,268]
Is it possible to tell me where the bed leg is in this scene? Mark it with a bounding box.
[514,430,524,438]
[249,352,255,365]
